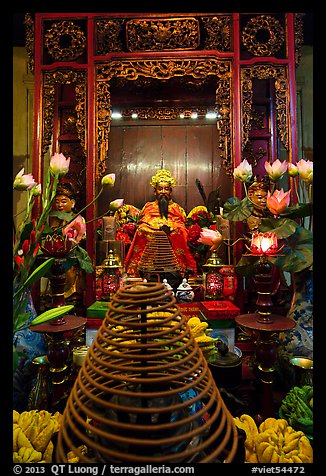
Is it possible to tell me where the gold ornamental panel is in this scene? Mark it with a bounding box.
[96,58,233,180]
[95,19,125,54]
[251,108,265,131]
[294,13,304,66]
[201,15,232,51]
[241,15,285,57]
[241,65,289,150]
[126,18,200,51]
[44,20,87,62]
[24,13,34,74]
[121,106,214,120]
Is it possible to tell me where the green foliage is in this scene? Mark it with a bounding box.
[279,385,313,436]
[29,305,74,327]
[13,258,54,298]
[223,196,253,222]
[49,210,74,222]
[14,305,75,333]
[70,246,94,274]
[280,202,313,220]
[259,217,299,239]
[222,195,313,274]
[274,227,313,273]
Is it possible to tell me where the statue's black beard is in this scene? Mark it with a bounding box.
[158,196,169,219]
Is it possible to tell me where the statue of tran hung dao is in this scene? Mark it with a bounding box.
[124,169,197,279]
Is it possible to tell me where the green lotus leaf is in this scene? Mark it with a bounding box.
[280,202,313,220]
[274,227,313,273]
[49,210,75,221]
[223,196,253,222]
[72,246,94,274]
[259,217,299,239]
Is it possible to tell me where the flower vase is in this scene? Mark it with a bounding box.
[278,267,313,359]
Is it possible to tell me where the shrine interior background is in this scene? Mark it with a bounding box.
[13,12,313,308]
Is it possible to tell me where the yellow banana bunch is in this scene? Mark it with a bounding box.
[13,410,62,463]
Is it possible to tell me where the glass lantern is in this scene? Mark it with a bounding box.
[100,249,121,301]
[202,250,225,300]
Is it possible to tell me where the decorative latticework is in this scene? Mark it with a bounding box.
[138,230,181,274]
[56,282,239,463]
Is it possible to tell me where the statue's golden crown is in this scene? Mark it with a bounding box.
[150,169,176,188]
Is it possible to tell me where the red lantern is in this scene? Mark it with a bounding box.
[249,232,281,256]
[100,250,121,301]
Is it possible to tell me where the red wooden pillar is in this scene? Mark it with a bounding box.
[86,16,97,306]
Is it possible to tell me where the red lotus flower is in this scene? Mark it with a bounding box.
[41,234,72,258]
[249,232,281,256]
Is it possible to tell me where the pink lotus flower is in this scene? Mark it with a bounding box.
[102,173,116,187]
[62,215,86,243]
[32,183,42,196]
[49,153,70,176]
[109,198,124,211]
[287,163,299,177]
[296,159,313,184]
[250,232,279,255]
[266,188,291,215]
[264,159,288,182]
[13,168,37,191]
[233,159,253,183]
[198,228,223,250]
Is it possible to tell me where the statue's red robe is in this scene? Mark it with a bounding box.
[124,200,197,277]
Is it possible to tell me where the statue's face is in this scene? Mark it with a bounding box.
[54,194,75,213]
[249,188,267,209]
[154,181,172,201]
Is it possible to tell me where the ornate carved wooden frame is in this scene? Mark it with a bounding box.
[38,62,291,202]
[95,57,233,181]
[241,65,289,151]
[42,70,87,157]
